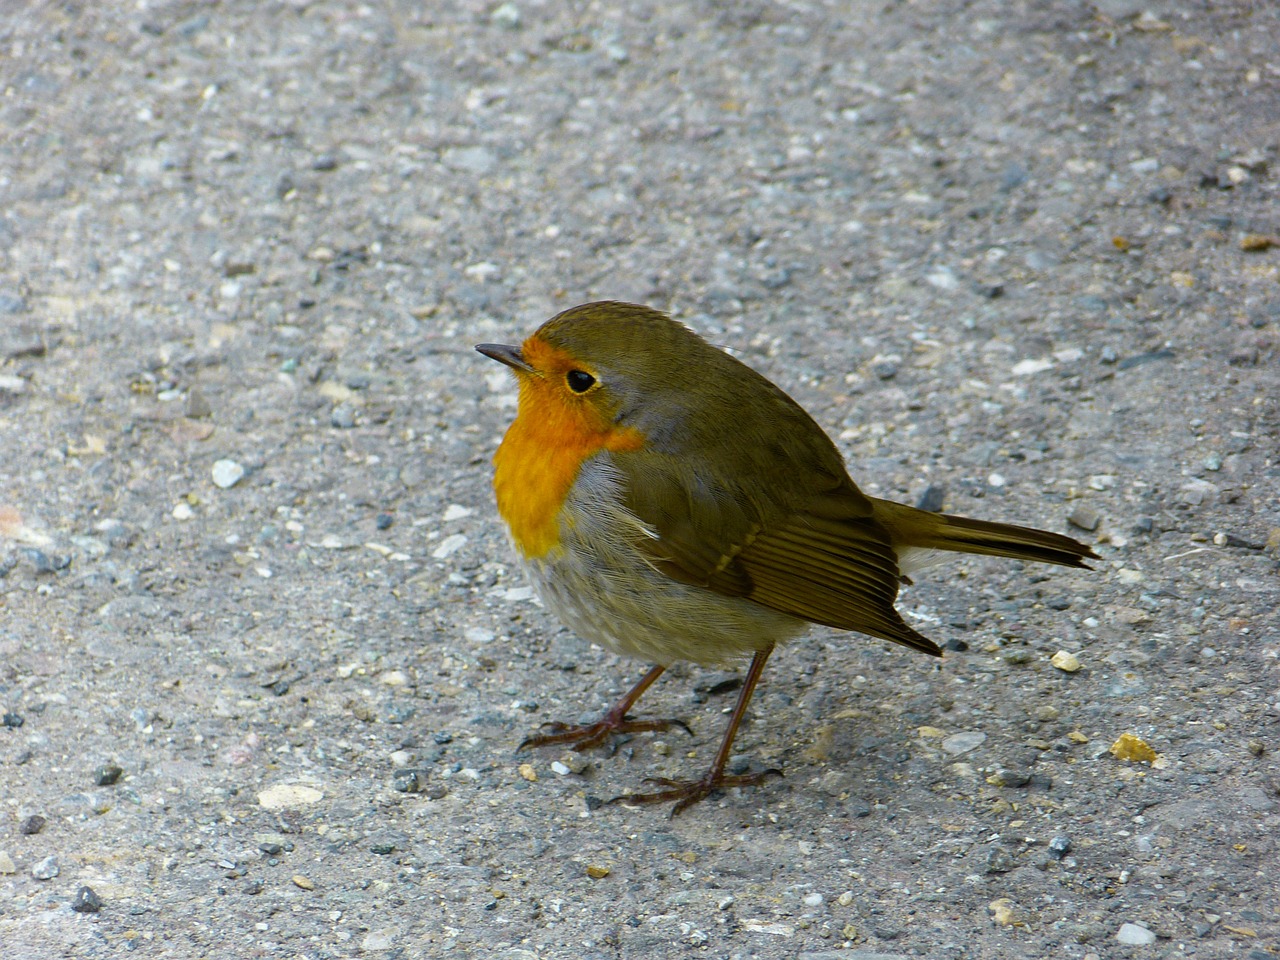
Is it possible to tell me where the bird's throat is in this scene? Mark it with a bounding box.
[492,378,643,559]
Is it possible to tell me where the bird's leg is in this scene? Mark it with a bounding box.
[612,646,782,815]
[519,664,691,753]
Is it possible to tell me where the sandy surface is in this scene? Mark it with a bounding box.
[2,1,1278,958]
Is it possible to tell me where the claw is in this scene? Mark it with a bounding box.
[609,767,784,816]
[519,715,691,754]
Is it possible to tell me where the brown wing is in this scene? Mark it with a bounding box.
[614,451,941,657]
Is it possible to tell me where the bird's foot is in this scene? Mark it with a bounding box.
[610,767,784,816]
[519,715,692,754]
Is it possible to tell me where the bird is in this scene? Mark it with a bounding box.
[477,301,1096,814]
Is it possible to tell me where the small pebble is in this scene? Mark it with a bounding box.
[585,864,610,879]
[986,768,1031,788]
[1115,922,1156,946]
[211,459,245,489]
[491,2,521,29]
[391,769,421,793]
[941,731,987,755]
[2,713,23,728]
[330,403,357,429]
[71,886,103,914]
[1051,650,1082,672]
[1067,504,1101,532]
[518,763,538,782]
[94,763,124,786]
[31,855,59,880]
[18,814,46,835]
[915,484,947,512]
[292,874,315,890]
[1110,733,1157,763]
[1048,836,1072,859]
[988,898,1024,926]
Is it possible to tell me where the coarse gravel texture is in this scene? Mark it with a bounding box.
[2,1,1278,958]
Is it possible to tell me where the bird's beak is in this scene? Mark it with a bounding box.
[476,342,536,374]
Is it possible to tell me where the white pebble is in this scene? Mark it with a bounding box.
[465,628,495,644]
[1115,922,1156,946]
[442,504,474,522]
[257,783,323,810]
[432,534,467,559]
[1011,357,1054,376]
[172,502,195,520]
[211,459,245,489]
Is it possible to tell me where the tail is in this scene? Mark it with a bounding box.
[872,499,1099,572]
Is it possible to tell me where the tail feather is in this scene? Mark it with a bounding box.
[873,499,1099,571]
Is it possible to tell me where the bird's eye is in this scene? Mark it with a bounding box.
[566,369,596,393]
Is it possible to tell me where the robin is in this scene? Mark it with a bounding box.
[477,301,1096,814]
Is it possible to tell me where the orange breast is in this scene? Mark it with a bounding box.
[493,370,643,559]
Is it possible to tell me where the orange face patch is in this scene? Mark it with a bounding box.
[492,336,643,558]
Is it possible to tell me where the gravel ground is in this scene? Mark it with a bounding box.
[2,1,1278,958]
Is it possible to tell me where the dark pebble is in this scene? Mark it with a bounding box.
[245,879,265,895]
[985,847,1018,873]
[992,768,1031,788]
[974,281,1004,299]
[847,797,872,818]
[2,712,23,728]
[370,842,397,855]
[269,679,291,697]
[915,484,947,513]
[375,512,394,530]
[258,842,283,856]
[312,154,338,171]
[382,703,416,724]
[1147,185,1173,204]
[0,553,17,577]
[432,732,453,745]
[71,886,103,913]
[424,784,449,800]
[392,769,421,793]
[872,360,899,380]
[1132,517,1154,535]
[694,674,742,696]
[584,795,605,811]
[22,548,72,574]
[94,763,124,786]
[1046,597,1072,611]
[1048,835,1072,859]
[19,814,46,835]
[943,637,969,652]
